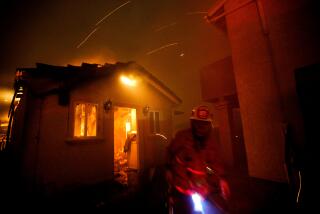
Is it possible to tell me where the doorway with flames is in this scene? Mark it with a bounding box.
[113,107,139,186]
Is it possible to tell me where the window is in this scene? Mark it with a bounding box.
[149,111,160,133]
[74,103,97,137]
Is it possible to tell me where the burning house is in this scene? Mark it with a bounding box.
[9,61,181,194]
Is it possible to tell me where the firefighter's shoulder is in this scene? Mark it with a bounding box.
[174,128,193,140]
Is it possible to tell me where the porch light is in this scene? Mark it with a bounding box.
[143,105,150,115]
[120,75,136,87]
[103,99,112,111]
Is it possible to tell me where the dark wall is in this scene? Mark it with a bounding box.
[295,63,320,210]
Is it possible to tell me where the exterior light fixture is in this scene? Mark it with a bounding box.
[104,99,113,112]
[143,105,150,115]
[120,75,136,87]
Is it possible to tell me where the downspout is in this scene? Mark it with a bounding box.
[206,0,255,23]
[255,0,285,115]
[256,0,269,34]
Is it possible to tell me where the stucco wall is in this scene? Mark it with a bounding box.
[224,0,320,181]
[200,56,236,102]
[262,0,320,149]
[225,0,286,182]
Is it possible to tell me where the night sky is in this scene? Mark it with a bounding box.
[0,0,231,124]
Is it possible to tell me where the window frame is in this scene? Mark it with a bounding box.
[149,111,160,134]
[72,102,99,139]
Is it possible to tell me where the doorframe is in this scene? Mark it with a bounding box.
[112,104,140,171]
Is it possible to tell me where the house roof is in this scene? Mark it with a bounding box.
[15,61,182,105]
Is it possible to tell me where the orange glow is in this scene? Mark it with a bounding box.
[125,121,131,134]
[0,88,14,103]
[74,103,97,137]
[114,108,137,154]
[0,123,8,127]
[68,54,116,66]
[120,75,137,87]
[74,104,86,137]
[87,104,97,136]
[114,107,138,184]
[130,109,137,131]
[0,114,8,122]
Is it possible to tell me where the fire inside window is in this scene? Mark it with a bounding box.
[149,111,160,133]
[74,103,97,137]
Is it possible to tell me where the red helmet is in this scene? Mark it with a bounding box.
[189,105,213,122]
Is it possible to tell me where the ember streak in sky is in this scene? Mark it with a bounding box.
[0,0,231,137]
[77,1,131,48]
[76,27,99,48]
[146,42,179,55]
[95,1,131,26]
[154,22,177,32]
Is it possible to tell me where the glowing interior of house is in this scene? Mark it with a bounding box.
[74,103,97,137]
[114,107,138,185]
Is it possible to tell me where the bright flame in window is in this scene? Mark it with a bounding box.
[74,103,97,137]
[120,75,136,87]
[87,104,97,136]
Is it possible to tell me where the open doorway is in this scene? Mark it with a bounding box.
[114,107,138,185]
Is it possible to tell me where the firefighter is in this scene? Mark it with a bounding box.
[166,105,230,213]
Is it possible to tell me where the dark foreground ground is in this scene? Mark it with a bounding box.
[1,164,301,214]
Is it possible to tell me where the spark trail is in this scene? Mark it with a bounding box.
[146,42,179,55]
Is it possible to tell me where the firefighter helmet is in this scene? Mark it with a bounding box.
[189,105,213,122]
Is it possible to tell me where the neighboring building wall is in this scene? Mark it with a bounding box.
[200,57,238,169]
[262,0,320,150]
[223,0,320,181]
[213,100,234,169]
[200,57,236,102]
